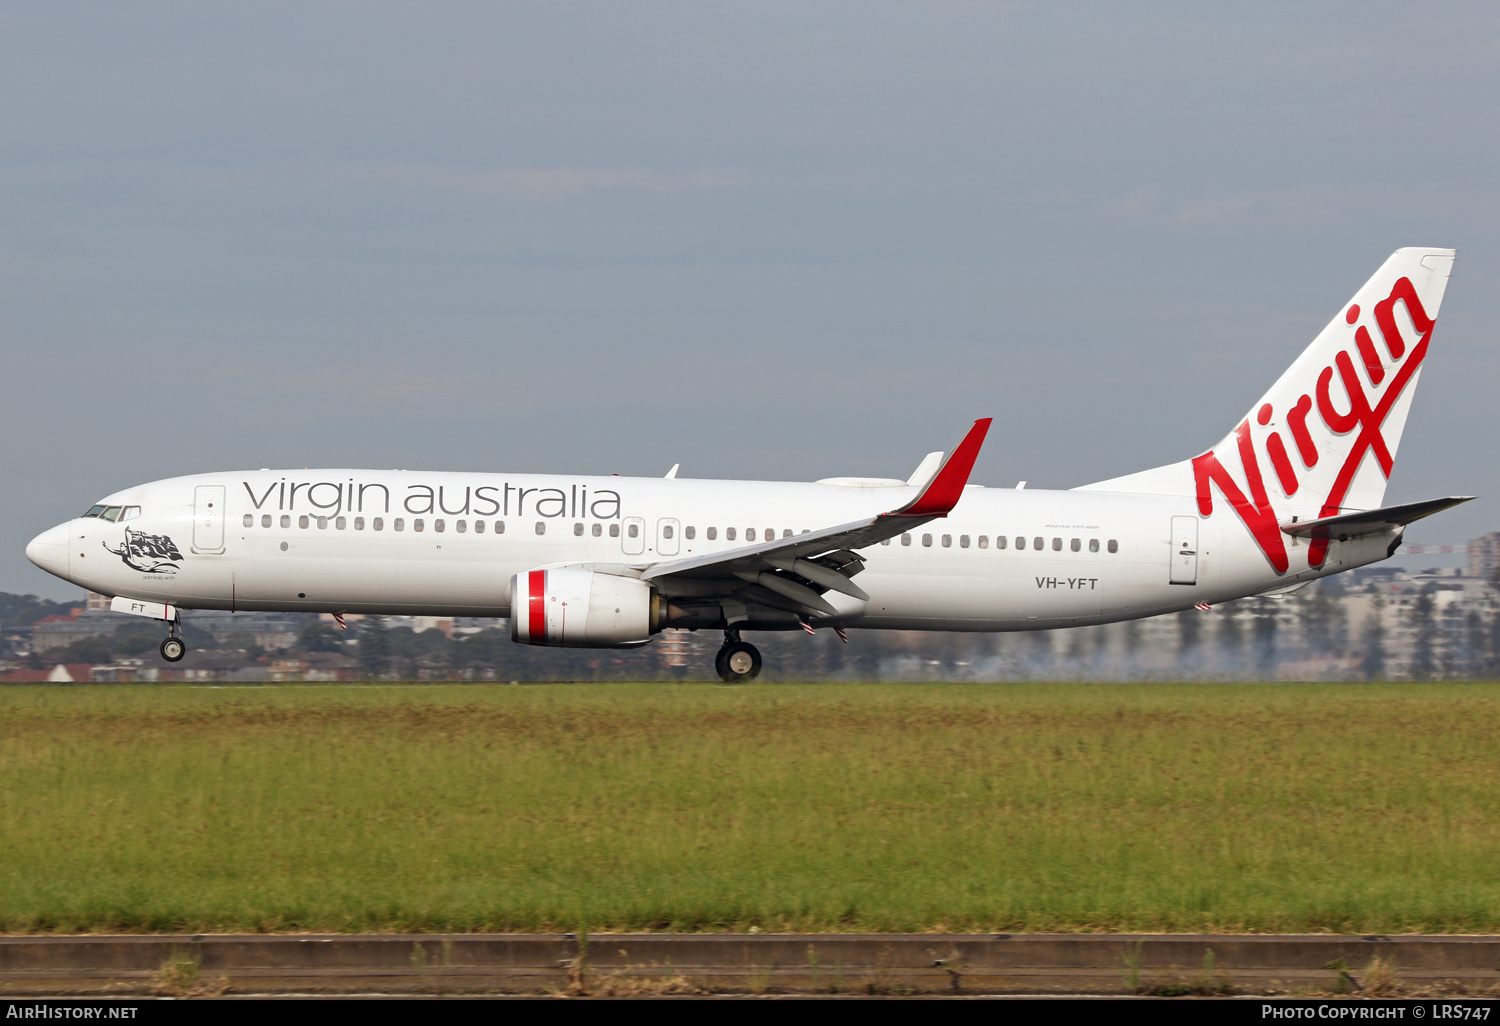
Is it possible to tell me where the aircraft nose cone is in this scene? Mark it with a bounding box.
[26,523,71,580]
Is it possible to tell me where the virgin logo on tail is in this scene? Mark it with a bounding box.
[1192,277,1436,574]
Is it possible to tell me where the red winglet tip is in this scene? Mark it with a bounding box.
[896,418,992,518]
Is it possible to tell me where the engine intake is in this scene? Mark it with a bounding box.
[510,568,655,647]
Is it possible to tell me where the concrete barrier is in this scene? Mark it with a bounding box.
[1,933,1498,996]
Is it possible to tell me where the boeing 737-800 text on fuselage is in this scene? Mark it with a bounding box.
[26,249,1473,680]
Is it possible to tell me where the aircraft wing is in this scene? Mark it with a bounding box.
[1279,495,1475,540]
[637,418,992,617]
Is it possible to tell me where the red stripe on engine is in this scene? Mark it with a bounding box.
[528,569,547,643]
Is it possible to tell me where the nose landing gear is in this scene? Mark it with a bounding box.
[714,630,761,682]
[159,618,186,663]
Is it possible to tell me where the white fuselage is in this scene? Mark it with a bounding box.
[34,468,1394,631]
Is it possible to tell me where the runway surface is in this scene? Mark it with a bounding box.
[1,933,1496,996]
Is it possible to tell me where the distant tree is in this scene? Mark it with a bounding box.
[297,623,346,653]
[1216,601,1243,676]
[0,592,85,631]
[1177,609,1201,659]
[1252,597,1278,677]
[1462,610,1489,679]
[51,638,113,665]
[1118,619,1141,678]
[357,616,390,679]
[1028,629,1054,677]
[1409,586,1438,680]
[111,623,166,656]
[851,629,883,681]
[1360,589,1387,680]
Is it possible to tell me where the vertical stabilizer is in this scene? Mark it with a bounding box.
[1078,247,1456,570]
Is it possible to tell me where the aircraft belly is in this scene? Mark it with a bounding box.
[861,554,1107,628]
[233,535,515,611]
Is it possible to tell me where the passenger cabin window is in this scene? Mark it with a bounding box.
[1015,537,1025,550]
[414,519,425,532]
[960,535,970,548]
[901,533,911,546]
[1051,537,1061,551]
[663,525,674,539]
[725,527,736,541]
[783,529,792,538]
[1034,536,1044,550]
[685,526,695,540]
[1107,539,1118,553]
[573,523,584,536]
[262,514,272,528]
[627,523,639,539]
[535,521,546,535]
[707,527,717,540]
[281,515,291,528]
[922,534,933,547]
[433,519,444,532]
[995,535,1006,549]
[355,517,365,530]
[607,523,618,538]
[1089,538,1099,552]
[394,518,405,531]
[1070,538,1080,552]
[318,517,328,529]
[243,514,254,527]
[591,523,601,537]
[299,515,310,529]
[336,517,347,530]
[496,521,505,534]
[374,517,384,531]
[941,534,951,548]
[474,520,484,534]
[456,520,467,533]
[977,536,988,549]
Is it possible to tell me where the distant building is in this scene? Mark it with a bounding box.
[268,652,359,681]
[31,610,132,651]
[1469,532,1500,583]
[181,612,303,651]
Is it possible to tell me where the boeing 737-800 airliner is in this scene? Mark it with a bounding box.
[26,248,1472,680]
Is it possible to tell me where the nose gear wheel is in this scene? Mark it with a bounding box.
[159,615,186,663]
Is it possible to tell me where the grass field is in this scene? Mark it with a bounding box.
[2,681,1499,935]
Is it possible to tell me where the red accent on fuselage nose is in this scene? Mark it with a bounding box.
[527,569,547,643]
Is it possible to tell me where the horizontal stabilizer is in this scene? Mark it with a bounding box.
[1280,496,1474,540]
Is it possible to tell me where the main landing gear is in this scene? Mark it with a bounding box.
[159,618,186,663]
[715,630,761,683]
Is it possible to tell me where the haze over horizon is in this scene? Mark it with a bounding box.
[4,2,1498,599]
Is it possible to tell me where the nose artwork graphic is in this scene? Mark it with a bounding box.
[104,528,184,574]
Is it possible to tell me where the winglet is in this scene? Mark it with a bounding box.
[890,418,992,518]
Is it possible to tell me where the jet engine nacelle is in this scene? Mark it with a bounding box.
[510,568,655,647]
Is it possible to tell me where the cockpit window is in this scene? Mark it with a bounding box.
[84,505,106,518]
[100,506,124,522]
[120,506,141,521]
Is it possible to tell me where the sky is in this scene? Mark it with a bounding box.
[3,2,1498,599]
